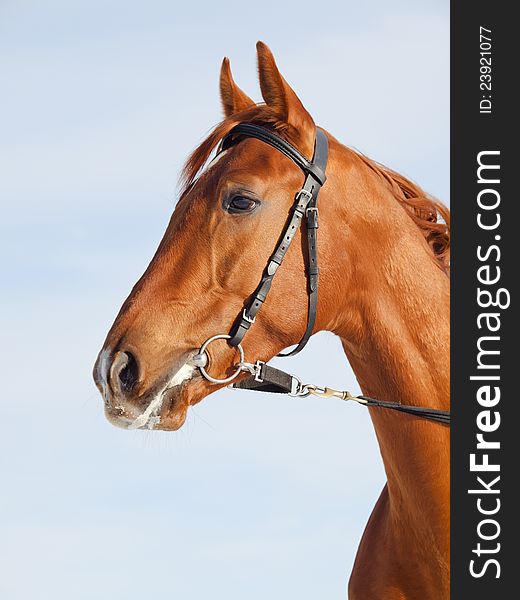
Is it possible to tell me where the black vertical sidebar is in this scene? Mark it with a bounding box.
[451,2,516,598]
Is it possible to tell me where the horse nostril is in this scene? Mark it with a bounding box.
[118,352,139,392]
[109,351,140,394]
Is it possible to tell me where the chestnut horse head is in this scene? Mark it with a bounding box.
[93,42,449,432]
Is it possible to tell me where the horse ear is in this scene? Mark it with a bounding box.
[256,41,315,156]
[219,57,255,117]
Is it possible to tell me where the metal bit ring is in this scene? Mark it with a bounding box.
[197,334,245,384]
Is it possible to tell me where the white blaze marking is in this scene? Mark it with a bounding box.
[127,393,165,430]
[127,363,195,430]
[168,362,195,388]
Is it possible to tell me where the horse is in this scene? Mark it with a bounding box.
[93,42,450,599]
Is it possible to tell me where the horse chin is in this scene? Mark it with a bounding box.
[133,383,190,431]
[148,375,220,430]
[156,373,230,430]
[153,397,190,431]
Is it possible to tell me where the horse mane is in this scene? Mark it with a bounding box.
[181,108,450,273]
[355,154,450,273]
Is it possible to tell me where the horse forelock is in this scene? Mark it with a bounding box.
[180,105,299,195]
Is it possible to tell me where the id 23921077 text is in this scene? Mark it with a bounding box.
[480,26,492,114]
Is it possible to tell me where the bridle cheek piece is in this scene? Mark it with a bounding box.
[223,123,329,355]
[192,123,450,426]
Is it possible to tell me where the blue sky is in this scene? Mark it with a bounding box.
[1,2,448,598]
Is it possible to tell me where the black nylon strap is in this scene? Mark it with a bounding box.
[225,125,329,355]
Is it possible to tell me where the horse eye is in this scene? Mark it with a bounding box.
[228,196,258,213]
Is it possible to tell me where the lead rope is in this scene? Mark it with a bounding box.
[230,360,450,425]
[191,351,450,426]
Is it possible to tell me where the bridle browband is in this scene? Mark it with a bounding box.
[221,123,329,356]
[192,123,450,426]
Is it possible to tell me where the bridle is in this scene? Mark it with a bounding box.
[191,123,450,426]
[225,123,328,354]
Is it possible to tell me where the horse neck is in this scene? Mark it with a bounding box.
[327,144,450,533]
[341,267,450,510]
